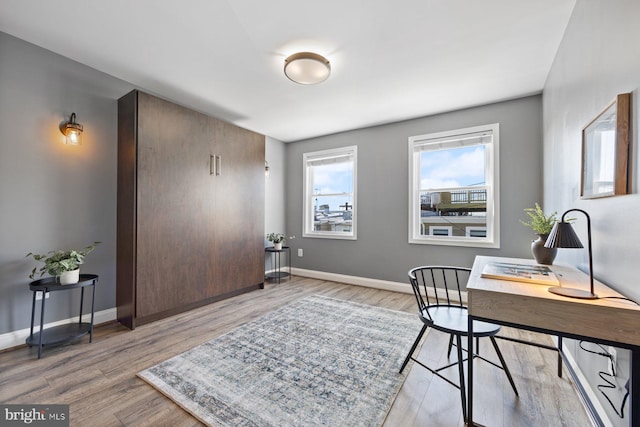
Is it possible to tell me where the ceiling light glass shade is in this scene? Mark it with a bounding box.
[60,112,83,145]
[284,52,331,85]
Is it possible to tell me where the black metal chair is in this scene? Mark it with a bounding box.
[399,266,518,420]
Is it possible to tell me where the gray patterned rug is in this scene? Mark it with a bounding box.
[138,295,423,427]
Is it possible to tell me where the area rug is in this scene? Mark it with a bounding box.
[138,295,424,427]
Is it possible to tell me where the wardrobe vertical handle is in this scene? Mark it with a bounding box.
[215,155,221,176]
[210,154,215,175]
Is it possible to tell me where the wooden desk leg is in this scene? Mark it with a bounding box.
[631,347,639,427]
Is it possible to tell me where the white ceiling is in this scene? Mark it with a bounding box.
[0,0,575,142]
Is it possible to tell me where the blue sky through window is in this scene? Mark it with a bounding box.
[420,145,485,189]
[312,162,353,211]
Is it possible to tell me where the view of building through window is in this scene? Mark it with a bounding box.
[303,146,357,239]
[419,144,487,237]
[409,124,499,247]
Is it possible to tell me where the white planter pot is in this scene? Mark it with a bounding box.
[274,242,283,250]
[59,269,80,285]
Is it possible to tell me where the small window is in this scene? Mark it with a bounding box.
[429,226,452,236]
[466,227,487,238]
[408,124,499,247]
[303,146,357,239]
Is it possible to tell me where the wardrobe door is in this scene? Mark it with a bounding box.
[210,119,265,295]
[135,92,216,318]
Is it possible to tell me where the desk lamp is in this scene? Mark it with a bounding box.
[544,208,598,299]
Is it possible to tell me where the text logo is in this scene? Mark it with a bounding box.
[0,405,69,427]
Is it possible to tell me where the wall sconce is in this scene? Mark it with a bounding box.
[60,112,83,145]
[265,161,271,177]
[544,208,598,299]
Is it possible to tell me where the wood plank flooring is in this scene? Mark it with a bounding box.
[0,276,591,426]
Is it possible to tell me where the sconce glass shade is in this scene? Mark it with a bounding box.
[544,209,598,299]
[60,112,83,145]
[284,52,331,85]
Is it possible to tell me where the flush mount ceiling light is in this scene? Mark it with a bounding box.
[284,52,331,85]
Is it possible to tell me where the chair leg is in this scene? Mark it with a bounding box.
[456,335,467,421]
[489,336,518,396]
[399,324,429,373]
[447,335,454,358]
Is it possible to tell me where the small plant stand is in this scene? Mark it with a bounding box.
[27,274,98,359]
[265,246,291,283]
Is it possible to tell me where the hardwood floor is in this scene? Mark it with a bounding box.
[0,276,591,426]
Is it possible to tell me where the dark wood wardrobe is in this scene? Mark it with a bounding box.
[116,90,265,329]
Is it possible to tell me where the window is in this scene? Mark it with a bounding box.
[466,226,487,238]
[429,226,452,236]
[408,124,499,247]
[303,146,357,239]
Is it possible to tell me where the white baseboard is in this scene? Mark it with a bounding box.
[291,267,413,294]
[0,308,117,352]
[290,267,467,303]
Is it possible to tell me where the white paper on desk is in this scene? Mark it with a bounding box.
[481,262,560,286]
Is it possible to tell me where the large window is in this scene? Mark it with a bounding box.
[303,146,357,239]
[408,124,499,247]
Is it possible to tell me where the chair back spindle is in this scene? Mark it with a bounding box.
[408,266,471,323]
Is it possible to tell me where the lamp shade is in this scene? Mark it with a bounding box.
[544,222,584,249]
[544,208,597,299]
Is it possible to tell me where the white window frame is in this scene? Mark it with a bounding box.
[303,146,357,240]
[408,123,500,248]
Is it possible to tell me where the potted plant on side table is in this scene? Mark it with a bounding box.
[520,203,560,265]
[266,233,294,251]
[27,241,100,285]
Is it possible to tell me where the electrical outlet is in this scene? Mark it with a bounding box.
[608,346,617,377]
[35,292,50,301]
[298,248,303,257]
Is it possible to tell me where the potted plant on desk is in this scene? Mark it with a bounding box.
[266,233,294,251]
[520,203,559,265]
[27,241,100,285]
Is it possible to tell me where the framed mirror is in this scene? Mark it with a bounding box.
[580,93,631,199]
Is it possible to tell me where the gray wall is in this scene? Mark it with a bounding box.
[265,135,287,270]
[286,95,544,284]
[0,32,284,338]
[0,32,132,334]
[543,1,640,424]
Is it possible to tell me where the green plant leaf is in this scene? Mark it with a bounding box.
[520,203,558,235]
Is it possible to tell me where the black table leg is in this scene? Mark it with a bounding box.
[79,287,85,325]
[29,291,36,339]
[558,336,563,378]
[90,282,96,343]
[467,315,474,425]
[38,290,46,359]
[631,347,639,427]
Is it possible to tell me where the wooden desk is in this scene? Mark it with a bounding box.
[466,256,640,427]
